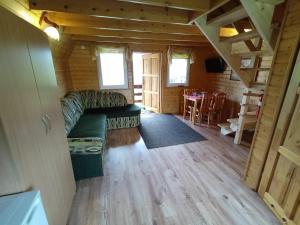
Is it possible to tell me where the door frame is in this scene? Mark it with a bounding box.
[132,50,162,113]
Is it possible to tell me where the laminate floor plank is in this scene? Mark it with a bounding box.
[68,117,280,225]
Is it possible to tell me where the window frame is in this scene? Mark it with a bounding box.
[96,48,128,90]
[167,57,190,87]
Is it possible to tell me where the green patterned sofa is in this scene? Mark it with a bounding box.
[60,90,141,180]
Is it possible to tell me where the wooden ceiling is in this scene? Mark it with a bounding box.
[28,0,231,46]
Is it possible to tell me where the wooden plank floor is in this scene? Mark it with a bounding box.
[67,117,280,225]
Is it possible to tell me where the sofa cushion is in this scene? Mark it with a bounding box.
[79,90,127,109]
[60,92,84,135]
[85,104,141,118]
[68,114,107,140]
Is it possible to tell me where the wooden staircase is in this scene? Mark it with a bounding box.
[194,0,284,88]
[218,91,263,144]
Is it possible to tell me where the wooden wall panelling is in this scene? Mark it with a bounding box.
[67,41,213,112]
[49,34,74,97]
[67,41,269,116]
[261,48,300,225]
[68,42,134,103]
[259,42,300,196]
[244,0,300,191]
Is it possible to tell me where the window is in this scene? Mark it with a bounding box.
[97,47,128,89]
[167,53,190,87]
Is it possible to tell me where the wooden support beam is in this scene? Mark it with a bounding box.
[64,27,206,42]
[233,21,258,51]
[46,12,202,35]
[29,0,190,24]
[195,15,252,87]
[207,5,248,26]
[209,0,231,13]
[71,35,208,46]
[257,0,285,4]
[240,0,275,52]
[232,50,272,57]
[116,0,210,11]
[220,30,260,43]
[0,0,41,28]
[188,0,231,23]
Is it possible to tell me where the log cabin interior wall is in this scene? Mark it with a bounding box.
[49,34,73,97]
[62,42,217,113]
[50,41,270,117]
[197,42,272,120]
[245,0,300,191]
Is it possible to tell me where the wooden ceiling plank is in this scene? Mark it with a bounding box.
[71,35,208,46]
[115,0,209,11]
[64,27,207,42]
[46,12,202,35]
[29,0,190,24]
[207,5,248,26]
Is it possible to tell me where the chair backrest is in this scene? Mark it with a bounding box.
[212,92,226,111]
[184,88,202,96]
[199,94,214,113]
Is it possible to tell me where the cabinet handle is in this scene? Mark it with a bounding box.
[45,114,52,131]
[41,116,48,134]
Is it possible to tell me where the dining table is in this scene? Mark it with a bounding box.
[183,93,204,124]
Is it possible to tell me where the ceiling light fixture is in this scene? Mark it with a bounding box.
[39,12,60,40]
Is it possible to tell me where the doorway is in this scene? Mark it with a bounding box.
[133,52,161,112]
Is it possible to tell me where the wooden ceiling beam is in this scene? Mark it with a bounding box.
[71,35,208,46]
[64,27,207,42]
[188,0,230,23]
[29,0,190,24]
[115,0,210,11]
[46,12,202,35]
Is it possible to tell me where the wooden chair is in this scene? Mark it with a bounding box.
[195,93,214,125]
[210,92,226,122]
[183,88,201,120]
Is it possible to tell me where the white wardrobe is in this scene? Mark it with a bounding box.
[0,6,75,225]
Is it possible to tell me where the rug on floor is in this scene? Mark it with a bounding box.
[138,113,206,149]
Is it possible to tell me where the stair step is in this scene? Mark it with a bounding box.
[250,81,267,87]
[232,50,272,57]
[218,123,235,135]
[227,118,239,125]
[220,30,260,43]
[207,5,248,26]
[241,67,270,71]
[217,123,230,129]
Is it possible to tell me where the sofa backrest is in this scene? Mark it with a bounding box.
[79,90,127,109]
[60,90,128,134]
[60,92,84,135]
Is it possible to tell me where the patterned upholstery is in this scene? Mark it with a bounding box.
[61,90,134,136]
[107,115,140,130]
[61,90,140,154]
[60,92,84,134]
[80,90,127,109]
[60,89,141,180]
